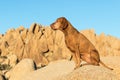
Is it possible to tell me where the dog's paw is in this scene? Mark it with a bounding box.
[74,65,81,69]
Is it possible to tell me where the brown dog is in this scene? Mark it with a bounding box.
[50,17,113,70]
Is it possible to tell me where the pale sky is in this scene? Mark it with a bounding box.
[0,0,120,38]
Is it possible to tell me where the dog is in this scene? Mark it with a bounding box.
[50,17,113,70]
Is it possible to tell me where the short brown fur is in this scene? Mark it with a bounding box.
[50,17,113,70]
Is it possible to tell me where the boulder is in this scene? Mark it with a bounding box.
[1,27,25,59]
[20,60,75,80]
[81,29,120,56]
[9,59,36,80]
[9,58,119,80]
[29,23,37,33]
[56,65,119,80]
[44,27,72,61]
[23,26,49,65]
[7,54,18,67]
[0,75,5,80]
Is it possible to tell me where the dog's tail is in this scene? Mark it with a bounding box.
[99,60,113,70]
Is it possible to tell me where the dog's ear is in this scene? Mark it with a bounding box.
[61,17,68,29]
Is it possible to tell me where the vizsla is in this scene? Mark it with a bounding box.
[50,17,113,70]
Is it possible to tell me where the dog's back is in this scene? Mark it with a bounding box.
[78,32,96,53]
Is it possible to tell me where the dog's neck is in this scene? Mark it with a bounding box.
[61,23,79,36]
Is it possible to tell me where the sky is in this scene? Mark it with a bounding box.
[0,0,120,38]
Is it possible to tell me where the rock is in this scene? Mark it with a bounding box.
[0,24,120,80]
[7,54,18,67]
[0,34,3,40]
[29,23,37,33]
[0,41,9,56]
[16,26,25,32]
[0,56,7,63]
[54,30,72,60]
[1,28,25,60]
[29,23,42,34]
[23,28,49,65]
[1,25,120,67]
[81,29,97,45]
[0,34,3,38]
[11,58,119,80]
[34,24,42,34]
[0,54,17,70]
[81,29,120,56]
[20,60,75,80]
[0,24,49,66]
[0,54,17,68]
[56,65,119,80]
[20,29,28,43]
[44,27,72,61]
[0,75,5,80]
[9,59,36,80]
[101,56,120,79]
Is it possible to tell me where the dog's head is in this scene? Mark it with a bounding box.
[50,17,68,30]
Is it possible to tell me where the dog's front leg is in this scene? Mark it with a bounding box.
[74,44,81,69]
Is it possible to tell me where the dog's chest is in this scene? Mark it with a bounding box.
[65,36,78,52]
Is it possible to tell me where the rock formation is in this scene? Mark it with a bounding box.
[81,29,120,56]
[0,23,120,80]
[0,24,72,65]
